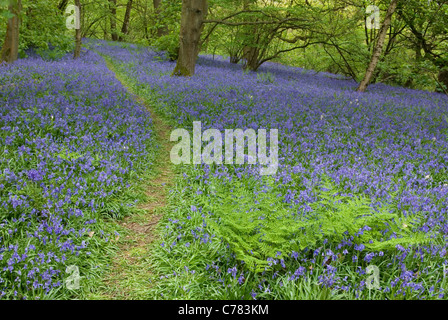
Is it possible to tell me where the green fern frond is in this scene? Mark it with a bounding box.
[206,174,435,273]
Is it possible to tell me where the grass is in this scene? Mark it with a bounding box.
[93,42,448,300]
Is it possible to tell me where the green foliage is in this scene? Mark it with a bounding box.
[206,178,295,273]
[56,148,83,161]
[15,182,45,215]
[0,53,157,299]
[256,71,276,84]
[101,48,448,300]
[207,175,432,273]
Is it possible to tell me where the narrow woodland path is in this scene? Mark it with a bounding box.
[94,58,176,299]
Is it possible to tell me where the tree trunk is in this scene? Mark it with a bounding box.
[73,0,82,59]
[172,0,208,77]
[243,46,260,71]
[357,0,398,92]
[1,0,21,64]
[109,0,118,41]
[230,56,240,64]
[119,0,133,41]
[153,0,169,37]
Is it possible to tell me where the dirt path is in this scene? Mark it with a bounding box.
[94,59,175,299]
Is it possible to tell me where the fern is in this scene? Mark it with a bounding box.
[206,175,435,273]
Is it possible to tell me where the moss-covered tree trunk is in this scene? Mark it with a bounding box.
[172,0,208,77]
[73,0,82,59]
[357,0,398,92]
[1,0,21,64]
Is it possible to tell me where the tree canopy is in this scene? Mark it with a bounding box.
[1,0,447,92]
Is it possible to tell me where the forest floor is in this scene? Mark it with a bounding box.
[89,59,176,299]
